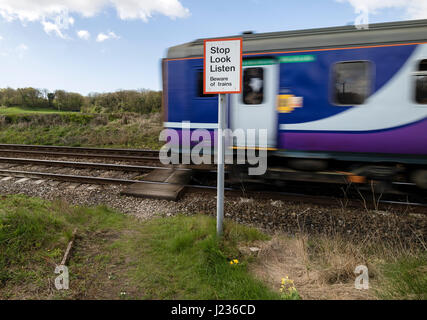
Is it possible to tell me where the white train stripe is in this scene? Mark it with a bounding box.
[284,44,427,132]
[164,122,219,129]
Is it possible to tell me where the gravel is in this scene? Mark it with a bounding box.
[0,177,425,249]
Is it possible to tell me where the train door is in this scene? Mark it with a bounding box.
[230,59,279,148]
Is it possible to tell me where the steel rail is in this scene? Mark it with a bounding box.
[0,169,219,188]
[0,156,174,172]
[0,168,426,212]
[0,169,141,185]
[0,157,218,173]
[0,149,159,161]
[0,143,159,156]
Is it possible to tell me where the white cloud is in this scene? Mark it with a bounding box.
[0,0,189,38]
[110,0,190,21]
[39,9,74,38]
[77,29,90,40]
[336,0,427,20]
[96,31,120,42]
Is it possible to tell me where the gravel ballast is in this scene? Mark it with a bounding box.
[0,178,425,249]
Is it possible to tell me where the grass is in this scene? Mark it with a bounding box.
[251,232,427,300]
[377,254,427,300]
[0,106,74,115]
[114,215,279,300]
[308,235,427,300]
[0,195,281,300]
[1,194,425,300]
[0,112,163,149]
[0,195,128,298]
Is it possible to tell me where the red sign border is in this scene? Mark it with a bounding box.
[203,37,243,95]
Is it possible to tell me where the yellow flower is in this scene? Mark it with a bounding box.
[281,278,285,285]
[233,259,239,264]
[230,261,234,265]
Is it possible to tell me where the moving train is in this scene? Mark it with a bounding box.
[162,20,427,189]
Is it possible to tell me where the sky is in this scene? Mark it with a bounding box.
[0,0,426,95]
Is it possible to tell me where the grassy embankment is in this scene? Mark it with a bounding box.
[0,106,76,115]
[0,195,425,300]
[0,107,163,150]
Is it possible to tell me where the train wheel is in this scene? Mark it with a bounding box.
[411,169,427,189]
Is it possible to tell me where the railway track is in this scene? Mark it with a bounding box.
[0,144,160,162]
[0,144,426,213]
[0,143,159,156]
[0,156,178,172]
[0,145,424,250]
[0,163,426,213]
[0,169,141,185]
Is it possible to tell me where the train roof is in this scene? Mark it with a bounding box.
[166,19,427,59]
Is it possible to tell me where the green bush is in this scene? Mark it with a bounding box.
[1,87,162,116]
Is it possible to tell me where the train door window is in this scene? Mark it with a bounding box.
[196,70,214,98]
[242,67,264,105]
[415,60,427,104]
[332,61,371,105]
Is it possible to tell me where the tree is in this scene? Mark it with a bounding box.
[0,87,162,114]
[47,93,55,108]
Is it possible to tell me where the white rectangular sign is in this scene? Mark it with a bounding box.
[204,38,242,94]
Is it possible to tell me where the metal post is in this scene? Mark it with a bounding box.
[217,93,226,237]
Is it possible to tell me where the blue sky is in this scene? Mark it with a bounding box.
[0,0,425,95]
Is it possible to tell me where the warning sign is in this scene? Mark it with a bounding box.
[204,38,242,94]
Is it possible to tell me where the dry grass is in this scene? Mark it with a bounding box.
[82,113,162,148]
[309,235,377,285]
[0,112,163,149]
[249,232,420,300]
[250,227,427,300]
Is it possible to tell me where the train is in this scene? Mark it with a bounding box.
[161,19,427,190]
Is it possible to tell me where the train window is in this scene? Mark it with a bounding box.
[415,60,427,104]
[242,67,264,105]
[332,61,371,105]
[197,71,214,98]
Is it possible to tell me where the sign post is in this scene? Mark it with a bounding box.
[217,93,226,237]
[204,38,242,237]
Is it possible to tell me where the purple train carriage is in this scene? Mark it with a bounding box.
[162,20,427,189]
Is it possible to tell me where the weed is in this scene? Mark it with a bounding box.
[376,254,427,300]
